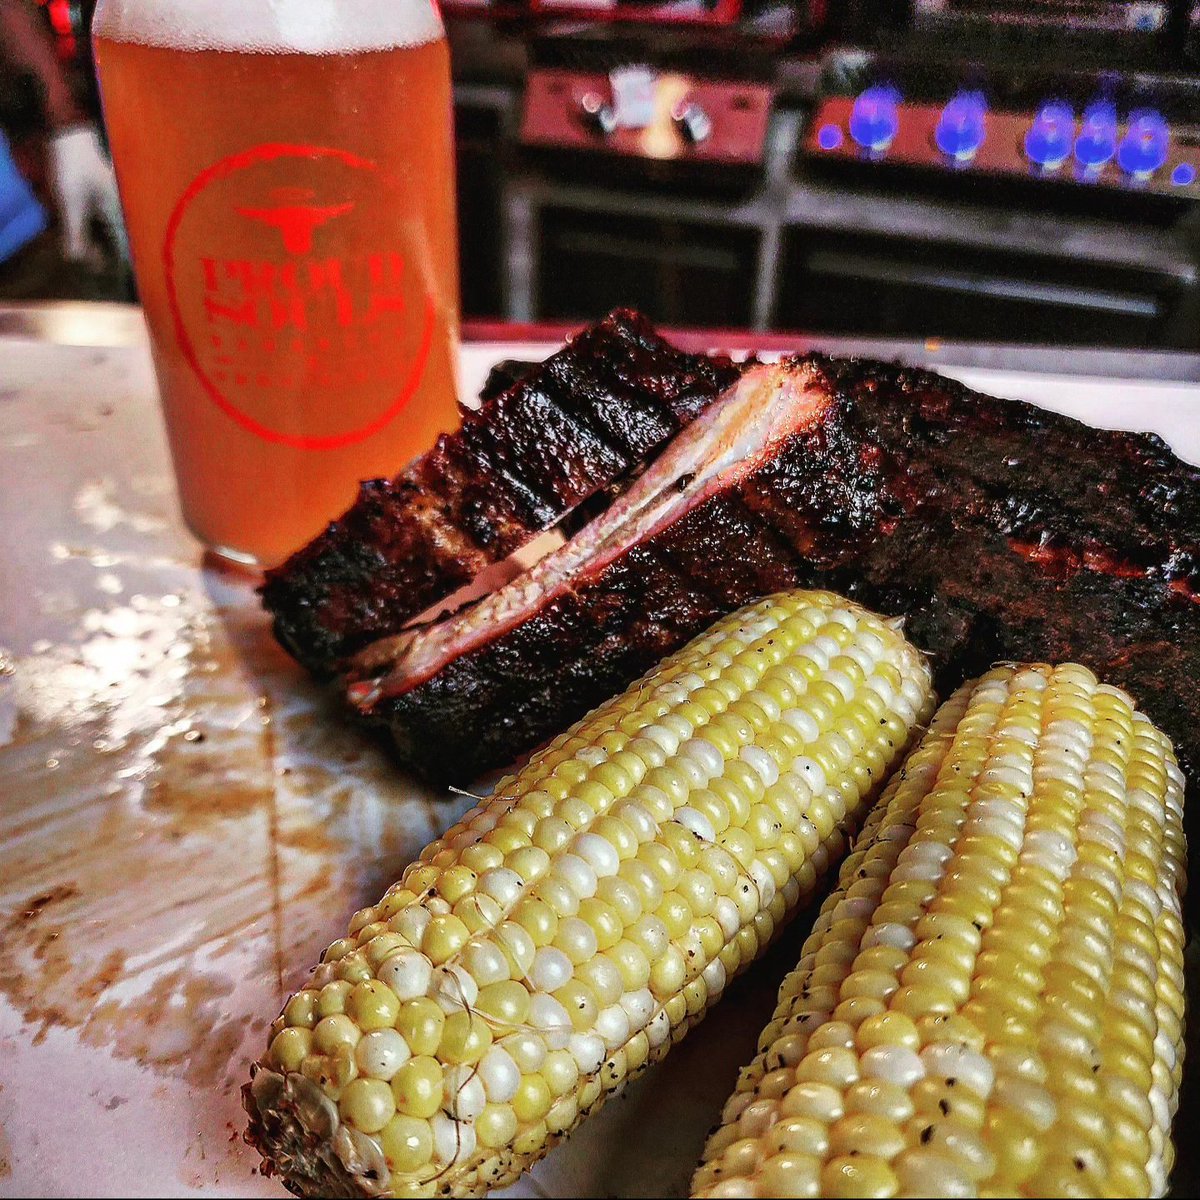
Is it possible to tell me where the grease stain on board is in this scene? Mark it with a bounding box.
[73,478,168,536]
[0,575,467,1102]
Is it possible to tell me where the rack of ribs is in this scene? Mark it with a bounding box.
[343,353,1200,828]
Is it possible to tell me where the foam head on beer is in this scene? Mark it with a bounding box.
[93,0,444,51]
[94,0,460,566]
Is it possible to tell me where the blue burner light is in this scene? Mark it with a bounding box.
[817,123,843,151]
[936,91,988,162]
[1172,163,1196,187]
[1024,101,1074,170]
[1074,101,1118,170]
[849,86,901,152]
[1118,109,1170,178]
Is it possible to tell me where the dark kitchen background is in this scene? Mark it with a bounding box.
[6,0,1200,347]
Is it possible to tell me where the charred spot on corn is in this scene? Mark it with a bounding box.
[691,663,1187,1200]
[243,590,936,1198]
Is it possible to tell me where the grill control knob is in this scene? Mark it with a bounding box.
[580,91,618,137]
[936,91,987,162]
[673,100,712,145]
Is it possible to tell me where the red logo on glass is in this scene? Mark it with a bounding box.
[163,144,435,451]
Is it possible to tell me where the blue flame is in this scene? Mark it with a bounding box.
[1025,101,1074,170]
[936,92,988,162]
[1074,101,1118,170]
[1118,110,1170,178]
[849,86,901,153]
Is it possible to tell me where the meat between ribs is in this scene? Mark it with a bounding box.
[346,355,1200,831]
[260,309,739,675]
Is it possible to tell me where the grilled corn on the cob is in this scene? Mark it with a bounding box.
[692,663,1187,1199]
[244,590,935,1197]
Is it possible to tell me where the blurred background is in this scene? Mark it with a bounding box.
[5,0,1200,346]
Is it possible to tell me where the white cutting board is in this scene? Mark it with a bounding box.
[0,333,1196,1198]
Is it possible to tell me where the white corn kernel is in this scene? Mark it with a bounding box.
[479,1046,520,1103]
[377,950,432,1001]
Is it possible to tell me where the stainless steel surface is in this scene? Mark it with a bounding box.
[782,179,1196,282]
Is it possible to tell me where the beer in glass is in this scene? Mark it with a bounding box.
[93,0,460,566]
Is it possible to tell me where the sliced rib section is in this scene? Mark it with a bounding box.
[262,309,740,675]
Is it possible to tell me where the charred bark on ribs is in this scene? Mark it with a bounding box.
[260,310,740,675]
[345,355,1200,811]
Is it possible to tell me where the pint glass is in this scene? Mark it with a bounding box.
[93,0,460,566]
